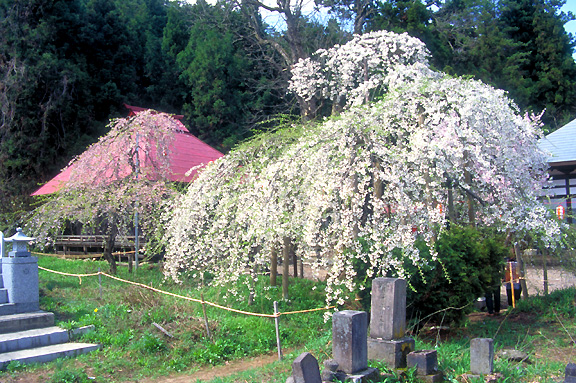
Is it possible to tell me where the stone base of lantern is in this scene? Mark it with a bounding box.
[1,256,39,313]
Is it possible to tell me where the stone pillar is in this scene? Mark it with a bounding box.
[470,338,494,375]
[370,278,406,339]
[331,310,379,382]
[368,277,415,368]
[333,310,368,374]
[3,228,39,313]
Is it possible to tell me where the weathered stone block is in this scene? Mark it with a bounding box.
[333,310,368,374]
[407,350,438,376]
[367,337,415,368]
[470,338,494,375]
[370,278,406,340]
[565,363,576,383]
[291,352,322,383]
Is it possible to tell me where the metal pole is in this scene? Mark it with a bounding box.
[274,301,282,361]
[134,133,140,271]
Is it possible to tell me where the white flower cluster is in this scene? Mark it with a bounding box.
[164,32,562,307]
[288,30,430,109]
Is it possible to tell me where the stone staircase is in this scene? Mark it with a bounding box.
[0,263,100,370]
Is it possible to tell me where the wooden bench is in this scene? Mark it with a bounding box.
[54,235,144,259]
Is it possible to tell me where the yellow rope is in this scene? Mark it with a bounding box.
[38,265,334,318]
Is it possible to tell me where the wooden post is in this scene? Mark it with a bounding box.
[274,301,282,361]
[270,247,277,286]
[282,237,290,300]
[508,263,516,308]
[201,293,212,342]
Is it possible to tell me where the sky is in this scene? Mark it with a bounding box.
[561,1,576,58]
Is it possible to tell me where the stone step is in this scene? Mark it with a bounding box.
[0,288,8,304]
[0,303,15,316]
[0,342,101,370]
[0,326,69,354]
[0,312,54,334]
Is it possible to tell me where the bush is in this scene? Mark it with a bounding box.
[403,225,507,326]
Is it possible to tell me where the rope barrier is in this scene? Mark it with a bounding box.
[38,265,334,318]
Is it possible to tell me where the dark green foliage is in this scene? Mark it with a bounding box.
[403,226,507,325]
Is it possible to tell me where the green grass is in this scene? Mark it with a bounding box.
[1,255,575,383]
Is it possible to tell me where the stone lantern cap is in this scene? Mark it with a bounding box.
[5,228,35,255]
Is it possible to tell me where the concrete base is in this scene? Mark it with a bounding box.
[2,256,39,313]
[368,337,415,368]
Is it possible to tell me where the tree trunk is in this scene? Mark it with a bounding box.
[514,242,529,299]
[465,170,475,227]
[291,244,298,278]
[270,247,278,286]
[282,237,290,300]
[542,247,549,296]
[446,176,456,223]
[103,225,119,275]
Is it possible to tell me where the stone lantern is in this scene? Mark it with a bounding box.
[1,228,39,313]
[5,228,35,257]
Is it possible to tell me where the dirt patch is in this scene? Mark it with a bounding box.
[141,351,285,383]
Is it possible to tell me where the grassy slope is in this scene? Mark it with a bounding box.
[1,255,575,383]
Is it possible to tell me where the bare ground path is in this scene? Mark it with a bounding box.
[140,350,288,383]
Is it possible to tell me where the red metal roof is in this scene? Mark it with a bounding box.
[32,107,223,196]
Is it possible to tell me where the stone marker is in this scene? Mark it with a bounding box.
[2,228,39,313]
[321,359,339,382]
[565,363,576,383]
[407,350,443,383]
[407,350,438,376]
[370,278,406,339]
[367,277,415,368]
[470,338,494,375]
[333,310,368,374]
[291,352,322,383]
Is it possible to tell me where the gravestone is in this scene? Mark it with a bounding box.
[291,352,322,383]
[407,350,443,383]
[470,338,494,375]
[333,310,368,374]
[2,228,39,313]
[565,363,576,383]
[367,277,415,368]
[0,231,4,257]
[331,310,379,382]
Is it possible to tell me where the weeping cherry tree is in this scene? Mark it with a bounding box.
[27,110,180,274]
[163,31,564,307]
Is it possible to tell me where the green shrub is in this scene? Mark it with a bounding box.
[49,368,90,383]
[404,225,507,325]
